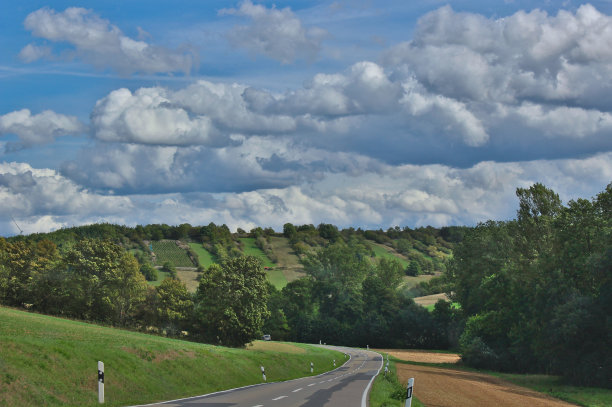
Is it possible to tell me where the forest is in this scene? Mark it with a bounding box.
[0,182,610,388]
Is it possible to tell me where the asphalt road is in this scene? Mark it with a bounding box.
[132,346,383,407]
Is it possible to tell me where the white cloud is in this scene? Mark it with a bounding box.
[0,162,134,220]
[221,0,328,63]
[20,7,195,74]
[0,109,84,150]
[3,151,610,235]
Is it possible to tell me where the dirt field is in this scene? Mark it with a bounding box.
[384,349,460,364]
[412,293,450,306]
[380,350,577,407]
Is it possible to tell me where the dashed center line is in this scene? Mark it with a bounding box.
[292,388,303,393]
[308,383,316,387]
[272,396,287,401]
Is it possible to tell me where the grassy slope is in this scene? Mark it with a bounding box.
[239,238,287,289]
[0,307,342,407]
[188,243,216,268]
[267,236,305,283]
[370,243,410,268]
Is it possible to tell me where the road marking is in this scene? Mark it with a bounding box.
[319,380,326,384]
[251,405,264,407]
[292,388,303,393]
[272,396,287,401]
[308,383,316,387]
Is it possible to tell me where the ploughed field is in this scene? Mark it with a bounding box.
[379,350,579,407]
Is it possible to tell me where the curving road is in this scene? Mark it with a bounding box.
[132,346,382,407]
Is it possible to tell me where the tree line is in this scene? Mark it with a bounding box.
[450,183,611,387]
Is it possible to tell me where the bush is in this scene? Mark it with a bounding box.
[461,336,499,369]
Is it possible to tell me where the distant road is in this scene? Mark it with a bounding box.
[132,346,382,407]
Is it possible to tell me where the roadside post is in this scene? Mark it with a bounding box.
[367,345,369,350]
[405,377,414,407]
[310,362,314,373]
[98,361,104,404]
[333,359,336,367]
[261,366,266,382]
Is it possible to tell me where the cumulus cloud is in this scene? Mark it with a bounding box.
[220,0,328,63]
[0,109,84,150]
[385,4,612,108]
[0,162,133,221]
[20,7,195,74]
[3,150,610,235]
[61,137,385,194]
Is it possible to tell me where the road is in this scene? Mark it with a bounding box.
[132,346,382,407]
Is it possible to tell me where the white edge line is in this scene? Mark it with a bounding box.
[360,350,384,407]
[127,345,353,407]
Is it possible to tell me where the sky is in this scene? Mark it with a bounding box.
[1,0,611,236]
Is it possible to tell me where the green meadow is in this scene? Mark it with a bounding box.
[0,307,342,407]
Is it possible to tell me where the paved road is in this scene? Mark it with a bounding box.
[133,346,382,407]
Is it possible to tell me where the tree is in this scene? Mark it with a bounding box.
[193,256,270,347]
[156,278,193,335]
[62,239,147,325]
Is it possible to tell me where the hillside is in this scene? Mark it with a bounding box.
[0,306,342,407]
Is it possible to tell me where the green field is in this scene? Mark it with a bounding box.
[188,243,216,268]
[239,238,287,288]
[0,306,343,407]
[151,240,194,267]
[240,238,276,268]
[371,243,409,268]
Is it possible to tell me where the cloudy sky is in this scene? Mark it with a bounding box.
[1,0,611,235]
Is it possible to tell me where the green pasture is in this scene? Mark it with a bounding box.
[0,306,343,407]
[370,244,409,268]
[188,243,216,268]
[239,238,276,268]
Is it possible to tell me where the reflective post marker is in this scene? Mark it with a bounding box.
[333,359,336,367]
[261,366,266,382]
[310,362,314,373]
[405,377,414,407]
[98,361,104,404]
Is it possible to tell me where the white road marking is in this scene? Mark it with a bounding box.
[307,383,316,387]
[272,396,287,401]
[292,388,303,393]
[251,405,264,407]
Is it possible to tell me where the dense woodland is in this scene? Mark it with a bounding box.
[0,182,610,388]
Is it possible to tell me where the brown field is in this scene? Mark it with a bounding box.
[175,269,200,292]
[412,293,450,306]
[379,350,576,407]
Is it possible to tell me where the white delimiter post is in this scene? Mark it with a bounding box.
[404,377,414,407]
[98,361,104,404]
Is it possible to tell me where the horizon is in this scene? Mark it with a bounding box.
[1,1,611,236]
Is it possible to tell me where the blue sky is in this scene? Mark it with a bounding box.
[1,1,611,235]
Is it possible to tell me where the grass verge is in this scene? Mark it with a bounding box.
[0,306,342,407]
[369,355,425,407]
[493,373,612,407]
